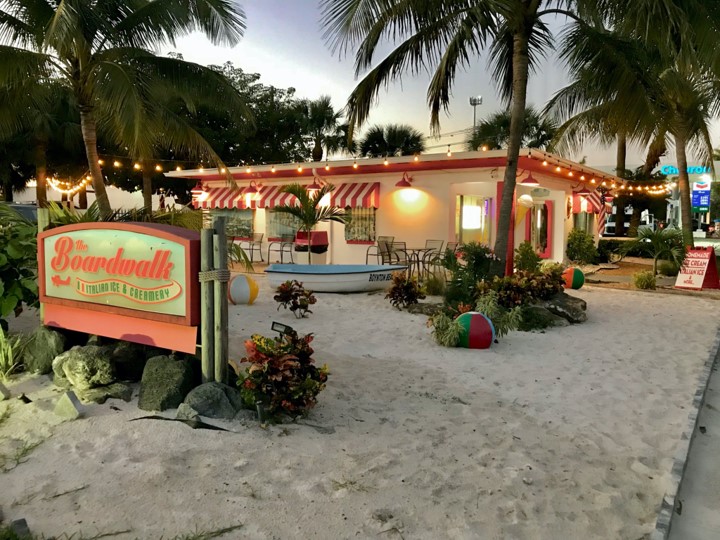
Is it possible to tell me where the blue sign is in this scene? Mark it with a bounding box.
[692,190,710,211]
[661,165,711,175]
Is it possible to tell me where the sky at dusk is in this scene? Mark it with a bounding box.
[168,0,717,169]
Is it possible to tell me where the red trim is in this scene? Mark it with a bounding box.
[524,200,554,259]
[346,240,374,245]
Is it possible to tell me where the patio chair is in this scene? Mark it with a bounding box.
[267,233,295,263]
[242,232,264,263]
[366,235,395,264]
[419,239,444,278]
[389,241,418,276]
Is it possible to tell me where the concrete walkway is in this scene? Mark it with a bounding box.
[668,362,720,540]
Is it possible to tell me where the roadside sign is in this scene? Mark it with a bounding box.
[691,180,711,212]
[675,247,719,290]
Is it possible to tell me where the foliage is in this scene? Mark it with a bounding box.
[423,273,446,296]
[518,306,554,332]
[633,270,656,290]
[597,239,646,263]
[566,228,598,265]
[0,204,39,331]
[359,124,425,157]
[514,241,541,272]
[442,242,496,306]
[236,331,329,418]
[429,312,464,347]
[477,268,565,309]
[385,272,425,309]
[274,281,317,318]
[301,95,348,161]
[474,291,522,339]
[466,106,557,151]
[623,227,685,275]
[0,330,23,380]
[657,260,680,277]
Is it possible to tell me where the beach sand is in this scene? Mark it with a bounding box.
[1,281,717,539]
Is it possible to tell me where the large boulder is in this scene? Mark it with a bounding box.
[109,341,148,382]
[77,382,133,404]
[138,355,197,411]
[183,382,245,419]
[519,305,570,331]
[52,345,115,390]
[23,326,66,375]
[542,292,587,324]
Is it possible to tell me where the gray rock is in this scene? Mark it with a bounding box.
[542,292,587,324]
[176,402,201,421]
[0,381,10,400]
[520,305,569,331]
[10,518,31,538]
[138,355,197,411]
[110,341,148,382]
[22,326,66,375]
[406,302,444,316]
[53,345,115,391]
[233,409,258,422]
[76,383,133,404]
[54,391,83,420]
[183,382,245,419]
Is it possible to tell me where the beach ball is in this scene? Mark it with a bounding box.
[562,267,585,289]
[456,312,495,349]
[228,274,259,305]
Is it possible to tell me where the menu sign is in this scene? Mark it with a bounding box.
[675,247,720,290]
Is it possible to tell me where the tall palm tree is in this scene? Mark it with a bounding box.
[359,124,426,157]
[0,0,249,218]
[466,106,556,151]
[303,96,344,162]
[271,183,347,264]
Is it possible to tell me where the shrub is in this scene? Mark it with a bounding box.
[477,268,565,309]
[442,242,496,306]
[237,330,329,418]
[657,260,680,277]
[423,273,446,296]
[0,330,31,381]
[566,228,598,265]
[386,271,426,309]
[633,270,656,290]
[623,227,685,275]
[274,280,316,318]
[429,312,464,347]
[474,291,522,338]
[514,241,541,272]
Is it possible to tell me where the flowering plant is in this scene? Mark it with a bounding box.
[273,280,316,318]
[236,330,329,418]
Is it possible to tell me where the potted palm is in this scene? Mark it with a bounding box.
[271,183,347,264]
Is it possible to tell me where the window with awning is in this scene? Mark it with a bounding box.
[331,182,380,209]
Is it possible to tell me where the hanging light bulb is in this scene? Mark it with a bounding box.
[542,160,548,166]
[175,166,182,171]
[324,162,330,171]
[133,163,141,170]
[97,159,104,165]
[414,155,419,162]
[481,145,488,152]
[113,160,121,168]
[155,164,163,172]
[245,167,251,173]
[353,160,358,169]
[271,166,276,173]
[297,165,303,172]
[446,145,452,157]
[383,157,389,166]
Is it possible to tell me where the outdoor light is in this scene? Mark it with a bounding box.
[133,163,141,170]
[395,172,413,188]
[306,177,323,192]
[325,162,330,171]
[353,160,358,169]
[580,175,585,180]
[190,183,205,196]
[113,160,121,168]
[383,157,389,166]
[542,160,548,166]
[469,95,482,127]
[297,165,303,172]
[520,172,540,186]
[272,321,295,336]
[245,167,251,173]
[175,166,182,171]
[271,166,276,173]
[155,164,162,172]
[243,180,261,195]
[447,145,452,157]
[481,145,488,152]
[98,159,104,165]
[414,155,419,162]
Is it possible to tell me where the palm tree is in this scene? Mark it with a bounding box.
[303,96,344,162]
[271,183,347,264]
[624,227,685,275]
[359,124,426,157]
[0,0,249,218]
[466,106,556,151]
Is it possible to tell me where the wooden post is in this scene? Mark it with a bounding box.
[37,208,50,322]
[212,215,229,384]
[200,227,215,383]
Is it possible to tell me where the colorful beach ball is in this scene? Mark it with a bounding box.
[562,267,585,289]
[228,274,259,305]
[456,312,495,349]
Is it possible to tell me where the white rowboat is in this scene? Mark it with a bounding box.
[264,264,407,293]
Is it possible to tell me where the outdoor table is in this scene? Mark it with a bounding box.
[406,247,435,277]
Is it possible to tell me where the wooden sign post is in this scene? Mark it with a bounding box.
[675,247,720,290]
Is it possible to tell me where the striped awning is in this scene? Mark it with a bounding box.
[572,192,612,214]
[256,185,297,208]
[331,182,380,209]
[194,187,247,209]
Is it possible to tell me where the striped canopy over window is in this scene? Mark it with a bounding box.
[331,182,380,208]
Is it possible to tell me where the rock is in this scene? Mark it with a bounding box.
[10,518,31,538]
[183,382,244,419]
[22,326,66,375]
[176,403,201,421]
[76,383,133,404]
[522,477,533,485]
[52,345,115,391]
[54,391,83,420]
[406,302,444,316]
[0,382,10,401]
[138,355,197,411]
[519,305,569,331]
[233,409,258,423]
[542,292,587,324]
[109,341,148,382]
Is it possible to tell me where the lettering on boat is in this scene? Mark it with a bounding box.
[368,273,393,282]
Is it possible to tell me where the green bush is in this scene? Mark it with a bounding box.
[274,280,317,318]
[477,268,565,308]
[237,330,328,418]
[657,260,680,277]
[423,272,446,296]
[442,242,496,306]
[633,270,656,290]
[566,228,598,265]
[514,241,541,272]
[0,204,39,331]
[430,312,464,347]
[386,271,426,309]
[474,291,522,339]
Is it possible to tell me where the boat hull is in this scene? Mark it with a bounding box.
[264,264,407,293]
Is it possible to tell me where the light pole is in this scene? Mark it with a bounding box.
[469,95,483,128]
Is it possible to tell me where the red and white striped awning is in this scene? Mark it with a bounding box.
[572,192,613,214]
[194,187,247,209]
[256,185,297,208]
[331,182,380,208]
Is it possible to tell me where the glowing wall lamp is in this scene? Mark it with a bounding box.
[242,180,261,195]
[519,171,540,187]
[395,172,413,188]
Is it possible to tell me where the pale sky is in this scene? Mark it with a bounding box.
[169,0,717,169]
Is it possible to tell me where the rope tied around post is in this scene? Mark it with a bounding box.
[198,269,231,283]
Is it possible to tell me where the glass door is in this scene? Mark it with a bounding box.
[456,195,492,244]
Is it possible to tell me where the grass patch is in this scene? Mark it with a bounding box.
[332,478,369,493]
[0,439,43,473]
[167,524,244,539]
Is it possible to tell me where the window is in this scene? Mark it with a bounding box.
[525,200,553,258]
[266,211,300,240]
[573,212,595,235]
[455,195,492,244]
[344,207,376,243]
[214,209,253,239]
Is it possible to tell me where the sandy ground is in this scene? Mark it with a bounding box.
[1,280,718,540]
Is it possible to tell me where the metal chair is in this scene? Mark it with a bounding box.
[242,232,264,262]
[366,235,395,264]
[420,239,444,278]
[389,241,418,276]
[267,233,295,263]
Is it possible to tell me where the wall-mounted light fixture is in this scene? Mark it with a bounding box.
[395,172,413,188]
[519,171,539,186]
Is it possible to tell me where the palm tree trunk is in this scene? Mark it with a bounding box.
[493,31,530,276]
[675,134,694,247]
[79,107,112,219]
[312,137,323,162]
[78,184,88,209]
[142,162,153,214]
[34,138,48,208]
[613,132,627,237]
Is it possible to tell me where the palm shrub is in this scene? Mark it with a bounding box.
[623,227,685,275]
[430,312,464,347]
[474,291,522,339]
[514,241,541,272]
[442,242,496,307]
[566,228,598,265]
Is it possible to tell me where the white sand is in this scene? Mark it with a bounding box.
[1,282,718,539]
